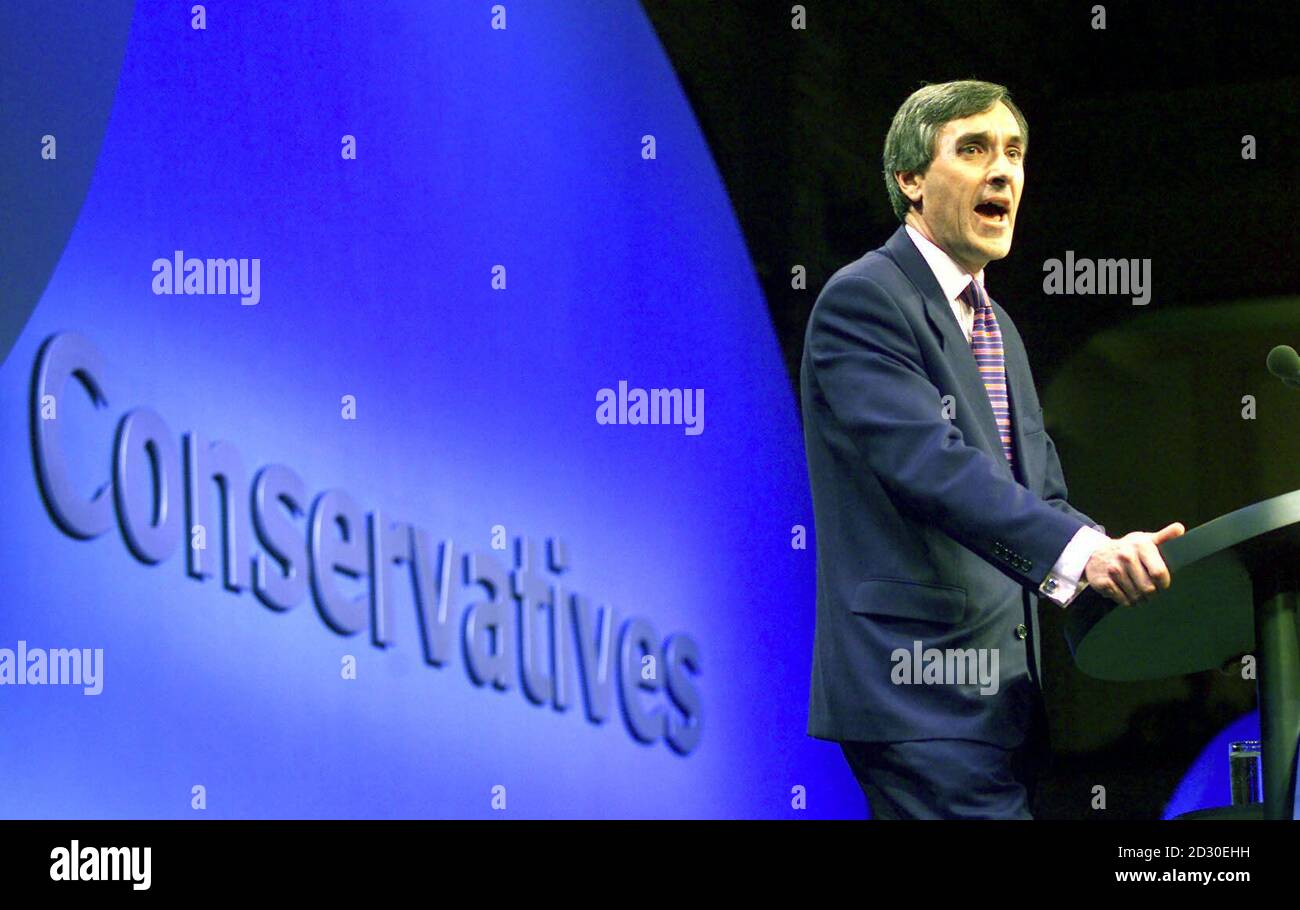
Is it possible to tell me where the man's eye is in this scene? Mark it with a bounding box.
[961,145,980,154]
[1008,148,1023,160]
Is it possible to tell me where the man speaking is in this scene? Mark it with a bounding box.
[800,80,1184,819]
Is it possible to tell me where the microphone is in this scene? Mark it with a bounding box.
[1266,345,1300,389]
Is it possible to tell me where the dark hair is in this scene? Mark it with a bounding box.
[882,80,1028,222]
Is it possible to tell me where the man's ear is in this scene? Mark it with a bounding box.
[895,169,924,207]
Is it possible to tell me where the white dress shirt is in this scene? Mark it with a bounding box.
[904,225,1107,607]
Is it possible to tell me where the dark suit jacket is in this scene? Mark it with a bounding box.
[801,225,1102,748]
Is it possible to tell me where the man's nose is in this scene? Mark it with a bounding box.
[986,148,1017,183]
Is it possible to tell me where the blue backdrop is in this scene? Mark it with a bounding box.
[0,0,865,818]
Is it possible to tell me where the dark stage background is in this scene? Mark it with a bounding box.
[643,0,1300,818]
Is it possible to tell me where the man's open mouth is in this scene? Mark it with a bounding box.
[974,201,1009,222]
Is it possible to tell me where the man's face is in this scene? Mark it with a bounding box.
[897,101,1025,274]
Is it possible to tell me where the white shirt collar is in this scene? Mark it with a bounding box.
[904,223,985,304]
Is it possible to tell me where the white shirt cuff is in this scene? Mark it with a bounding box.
[1038,524,1109,607]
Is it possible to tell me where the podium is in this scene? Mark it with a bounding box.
[1064,490,1300,820]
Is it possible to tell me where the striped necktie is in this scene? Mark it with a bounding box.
[961,278,1015,469]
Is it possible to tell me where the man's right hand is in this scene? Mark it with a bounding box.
[1084,522,1186,606]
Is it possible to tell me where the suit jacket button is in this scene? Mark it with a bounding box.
[1015,623,1028,640]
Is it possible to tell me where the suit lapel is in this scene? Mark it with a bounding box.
[882,227,1008,472]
